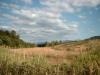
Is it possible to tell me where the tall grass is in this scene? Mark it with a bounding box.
[0,45,100,75]
[72,46,100,75]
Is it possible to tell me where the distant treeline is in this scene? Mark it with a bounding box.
[37,35,100,47]
[0,29,35,48]
[87,36,100,40]
[0,29,63,48]
[0,29,100,48]
[36,41,63,47]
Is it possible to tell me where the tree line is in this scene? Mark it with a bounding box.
[0,29,35,48]
[36,41,63,47]
[0,29,64,48]
[1,29,98,48]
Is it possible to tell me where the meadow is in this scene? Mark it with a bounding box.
[0,39,100,75]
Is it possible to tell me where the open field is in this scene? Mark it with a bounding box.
[0,39,100,75]
[10,47,82,64]
[0,46,100,75]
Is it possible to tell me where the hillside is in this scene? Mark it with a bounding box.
[53,37,100,52]
[87,36,100,40]
[0,29,35,48]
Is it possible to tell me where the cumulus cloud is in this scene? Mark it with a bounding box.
[0,0,100,42]
[71,0,100,7]
[40,0,100,13]
[40,0,75,13]
[7,7,78,42]
[0,2,20,10]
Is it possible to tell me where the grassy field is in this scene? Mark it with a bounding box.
[0,39,100,75]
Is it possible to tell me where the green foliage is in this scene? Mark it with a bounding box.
[37,40,63,47]
[0,29,35,48]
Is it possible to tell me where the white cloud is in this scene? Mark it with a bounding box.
[13,9,37,19]
[7,7,78,42]
[78,15,87,19]
[40,0,100,13]
[0,1,79,42]
[1,0,99,42]
[40,0,75,13]
[0,26,9,29]
[72,0,100,7]
[2,14,19,20]
[20,0,32,4]
[0,2,20,10]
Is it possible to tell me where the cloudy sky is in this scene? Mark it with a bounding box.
[0,0,100,43]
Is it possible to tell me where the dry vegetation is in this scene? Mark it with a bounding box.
[10,47,67,64]
[10,39,100,64]
[0,39,100,75]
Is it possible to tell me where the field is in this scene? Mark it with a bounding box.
[0,39,100,75]
[10,47,81,64]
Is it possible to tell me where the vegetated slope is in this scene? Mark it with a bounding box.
[0,29,35,48]
[87,36,100,40]
[53,37,100,52]
[51,37,100,64]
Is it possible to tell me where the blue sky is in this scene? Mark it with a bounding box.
[0,0,100,43]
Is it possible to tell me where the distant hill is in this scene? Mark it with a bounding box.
[87,36,100,40]
[0,29,99,49]
[0,29,35,48]
[36,36,100,47]
[53,36,100,51]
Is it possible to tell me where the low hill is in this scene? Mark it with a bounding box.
[53,37,100,51]
[87,36,100,40]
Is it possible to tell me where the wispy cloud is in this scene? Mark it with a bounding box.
[20,0,32,4]
[0,0,100,42]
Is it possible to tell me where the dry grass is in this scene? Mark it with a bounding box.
[4,39,100,65]
[0,39,100,75]
[10,46,84,64]
[10,47,68,64]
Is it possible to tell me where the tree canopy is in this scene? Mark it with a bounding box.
[0,29,35,48]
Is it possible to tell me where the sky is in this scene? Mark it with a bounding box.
[0,0,100,43]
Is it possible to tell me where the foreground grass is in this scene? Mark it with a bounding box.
[72,45,100,75]
[0,45,100,75]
